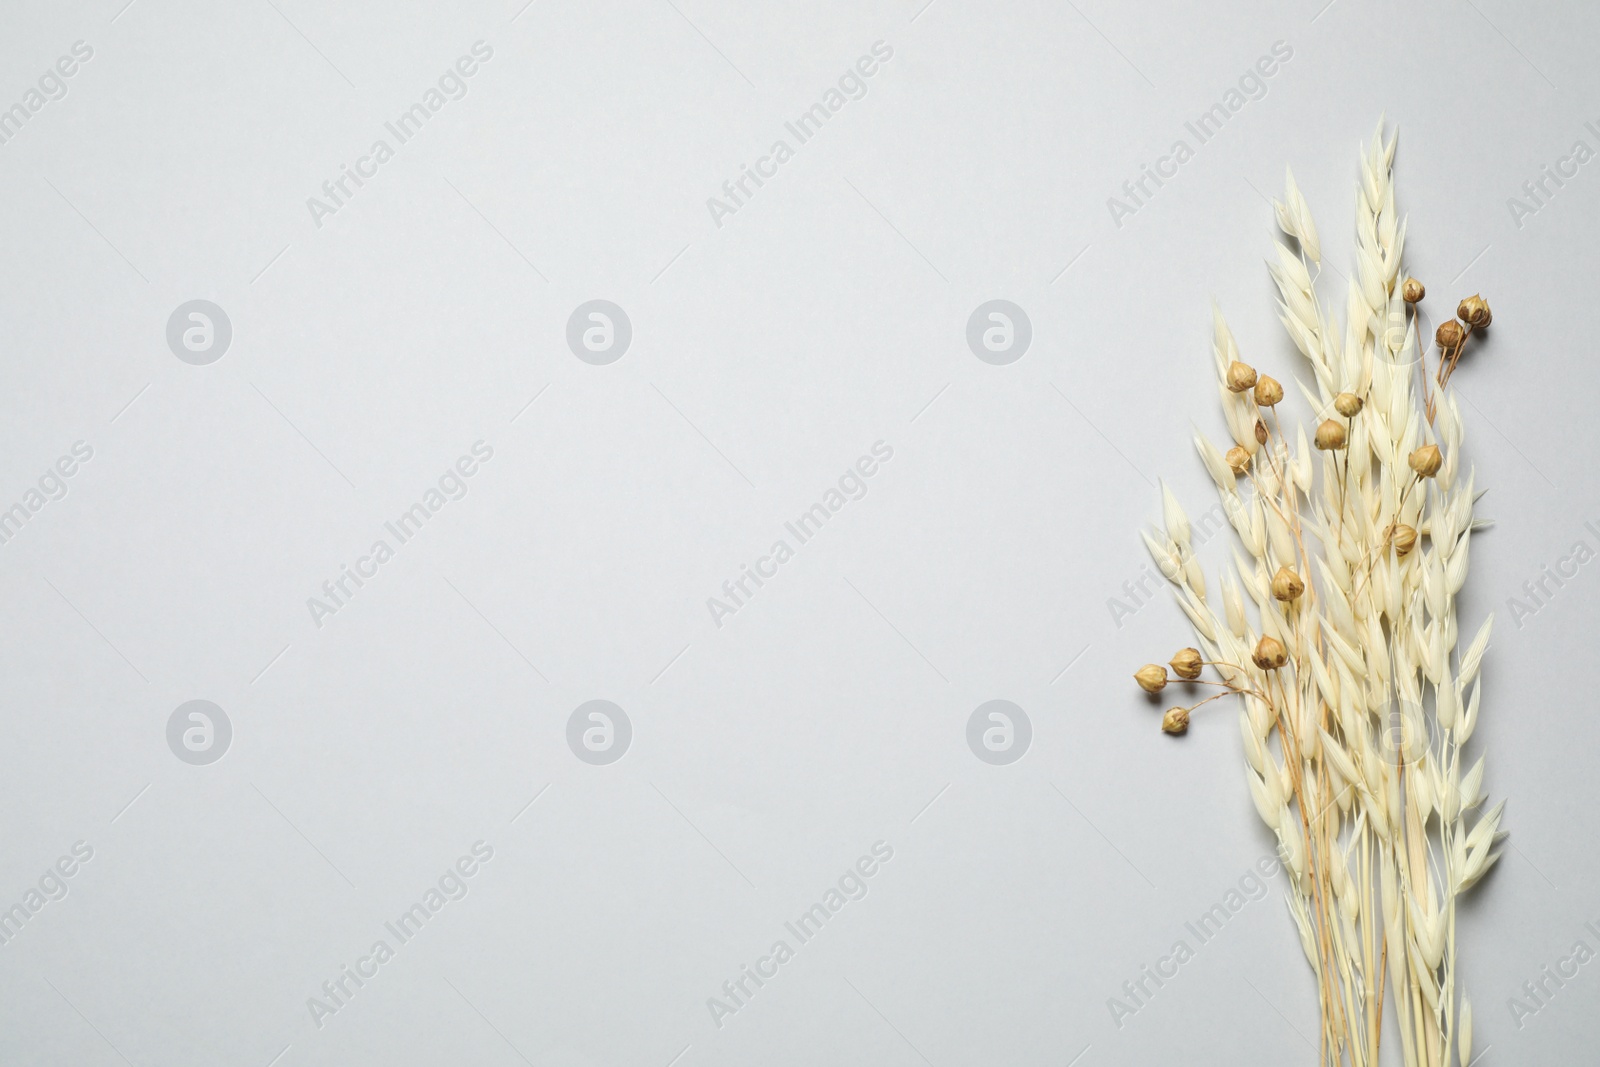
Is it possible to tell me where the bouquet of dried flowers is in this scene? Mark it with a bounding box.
[1134,122,1503,1067]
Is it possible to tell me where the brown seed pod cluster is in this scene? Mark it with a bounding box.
[1417,284,1492,389]
[1138,649,1222,735]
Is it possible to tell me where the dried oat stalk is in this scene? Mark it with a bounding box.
[1134,121,1504,1067]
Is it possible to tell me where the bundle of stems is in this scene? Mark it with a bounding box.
[1133,122,1505,1066]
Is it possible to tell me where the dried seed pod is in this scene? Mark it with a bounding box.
[1227,361,1258,393]
[1254,419,1270,445]
[1134,664,1168,693]
[1253,375,1284,407]
[1436,320,1465,350]
[1333,392,1363,418]
[1402,277,1425,303]
[1271,566,1305,602]
[1458,294,1491,329]
[1161,707,1190,734]
[1169,647,1203,680]
[1314,419,1346,450]
[1388,523,1418,557]
[1408,444,1442,478]
[1225,445,1251,475]
[1252,635,1287,670]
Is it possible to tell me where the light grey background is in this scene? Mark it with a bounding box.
[0,0,1595,1064]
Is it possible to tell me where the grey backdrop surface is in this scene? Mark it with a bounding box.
[0,0,1596,1064]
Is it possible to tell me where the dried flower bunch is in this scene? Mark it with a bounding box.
[1133,123,1503,1066]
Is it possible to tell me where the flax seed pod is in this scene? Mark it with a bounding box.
[1271,566,1305,602]
[1254,375,1284,407]
[1409,444,1442,478]
[1134,665,1168,693]
[1169,648,1203,680]
[1436,320,1465,351]
[1252,636,1287,670]
[1227,361,1258,393]
[1458,294,1491,328]
[1314,419,1346,451]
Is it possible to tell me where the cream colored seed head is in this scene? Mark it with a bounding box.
[1252,635,1287,670]
[1314,419,1346,450]
[1402,277,1425,303]
[1224,445,1251,475]
[1134,664,1168,693]
[1458,293,1491,328]
[1271,566,1305,602]
[1333,392,1363,418]
[1253,375,1284,407]
[1161,707,1190,735]
[1226,361,1257,393]
[1169,647,1203,680]
[1408,444,1442,478]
